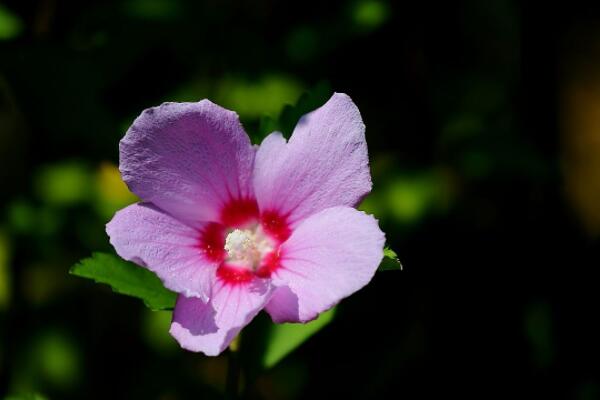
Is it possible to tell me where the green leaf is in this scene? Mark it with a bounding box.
[262,307,336,368]
[70,253,176,311]
[378,247,403,271]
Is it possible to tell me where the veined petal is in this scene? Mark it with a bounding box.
[120,100,255,225]
[265,206,385,323]
[106,203,216,301]
[253,93,372,227]
[170,278,272,356]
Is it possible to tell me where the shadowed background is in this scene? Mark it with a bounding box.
[1,0,600,399]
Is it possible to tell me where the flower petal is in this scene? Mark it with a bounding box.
[265,206,385,322]
[253,93,372,227]
[120,100,255,225]
[106,203,215,301]
[263,286,299,322]
[170,278,272,355]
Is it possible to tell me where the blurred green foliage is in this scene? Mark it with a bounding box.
[0,5,22,41]
[4,394,47,400]
[10,330,80,395]
[0,229,10,310]
[123,0,184,20]
[142,309,178,354]
[262,308,336,369]
[34,163,92,207]
[360,168,455,228]
[216,75,304,120]
[351,0,389,31]
[524,301,555,369]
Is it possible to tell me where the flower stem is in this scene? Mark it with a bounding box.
[225,339,241,399]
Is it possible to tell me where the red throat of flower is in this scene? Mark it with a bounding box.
[198,198,290,285]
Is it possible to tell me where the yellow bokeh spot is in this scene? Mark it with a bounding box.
[95,162,138,219]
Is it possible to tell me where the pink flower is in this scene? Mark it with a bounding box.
[106,93,385,355]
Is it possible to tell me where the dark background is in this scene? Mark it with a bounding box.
[1,0,600,398]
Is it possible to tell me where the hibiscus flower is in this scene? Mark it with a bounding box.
[107,93,385,356]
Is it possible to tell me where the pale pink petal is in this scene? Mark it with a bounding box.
[253,93,372,227]
[106,203,215,301]
[170,278,272,356]
[120,100,255,225]
[265,206,385,322]
[264,286,299,323]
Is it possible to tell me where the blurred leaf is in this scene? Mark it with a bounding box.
[440,113,485,143]
[0,228,10,309]
[256,361,308,398]
[262,307,336,369]
[285,26,320,63]
[142,309,177,354]
[7,201,36,234]
[35,207,61,237]
[258,81,332,140]
[9,331,80,394]
[4,394,48,400]
[123,0,183,20]
[524,301,554,369]
[277,81,332,138]
[6,201,60,237]
[22,261,71,306]
[351,0,390,31]
[216,75,304,120]
[70,253,176,311]
[386,178,435,222]
[361,169,456,227]
[34,162,92,206]
[0,5,23,41]
[37,332,80,389]
[576,381,600,400]
[168,78,210,104]
[378,247,402,271]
